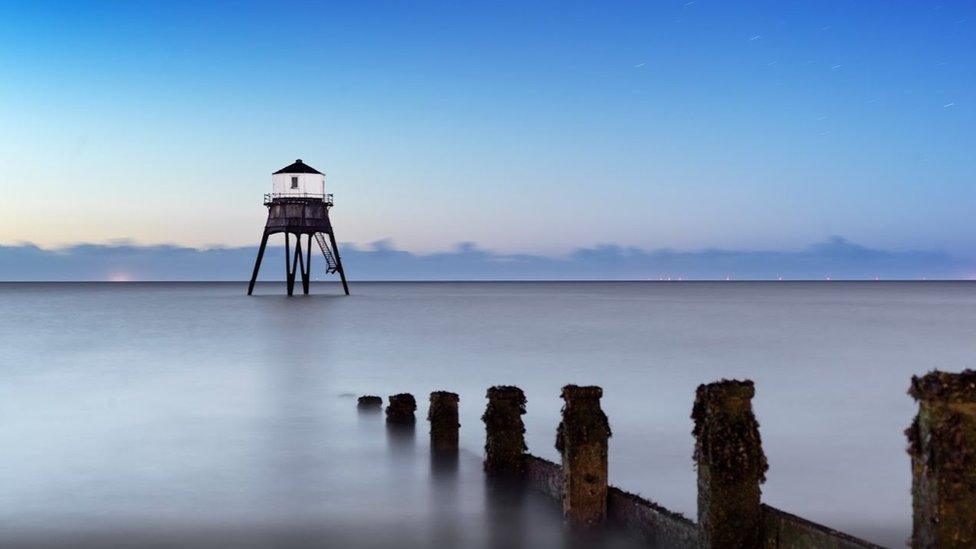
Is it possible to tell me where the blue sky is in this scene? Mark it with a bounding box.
[1,1,973,258]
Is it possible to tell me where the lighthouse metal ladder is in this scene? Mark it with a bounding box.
[314,232,339,274]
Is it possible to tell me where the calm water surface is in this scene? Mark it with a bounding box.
[1,281,974,547]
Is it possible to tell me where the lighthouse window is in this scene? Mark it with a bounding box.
[290,176,299,189]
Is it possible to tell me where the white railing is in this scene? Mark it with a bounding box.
[264,192,333,206]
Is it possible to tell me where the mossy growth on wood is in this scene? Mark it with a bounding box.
[357,395,383,409]
[906,369,976,548]
[692,379,767,549]
[428,391,460,451]
[386,393,417,424]
[556,385,612,529]
[692,379,768,484]
[482,386,527,475]
[555,385,612,453]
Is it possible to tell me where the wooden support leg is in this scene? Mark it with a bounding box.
[288,235,301,297]
[285,233,294,296]
[327,231,350,296]
[247,231,269,296]
[302,234,312,295]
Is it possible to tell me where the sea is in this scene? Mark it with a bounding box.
[1,281,974,548]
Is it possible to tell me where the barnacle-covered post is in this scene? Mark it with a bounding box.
[906,370,976,548]
[386,393,417,424]
[428,391,460,452]
[692,380,767,549]
[482,386,527,475]
[556,385,610,528]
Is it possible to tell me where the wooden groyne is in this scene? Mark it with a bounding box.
[368,369,976,548]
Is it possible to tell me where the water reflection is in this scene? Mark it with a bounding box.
[357,403,383,414]
[428,449,460,547]
[385,422,417,453]
[485,477,528,549]
[430,449,459,479]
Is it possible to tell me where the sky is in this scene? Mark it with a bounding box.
[3,237,972,281]
[0,0,974,261]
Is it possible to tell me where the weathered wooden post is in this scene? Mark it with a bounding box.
[358,395,382,411]
[386,393,417,424]
[428,391,460,452]
[556,385,611,528]
[906,370,976,548]
[482,386,527,475]
[692,380,767,549]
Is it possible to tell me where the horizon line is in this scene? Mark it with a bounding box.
[2,279,973,284]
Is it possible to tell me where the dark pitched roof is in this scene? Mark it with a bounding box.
[273,159,322,175]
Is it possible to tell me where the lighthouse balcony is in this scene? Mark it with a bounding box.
[264,192,333,206]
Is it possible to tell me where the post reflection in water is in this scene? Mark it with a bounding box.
[485,477,528,549]
[385,422,417,454]
[428,448,460,547]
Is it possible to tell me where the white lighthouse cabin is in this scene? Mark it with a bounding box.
[268,159,331,204]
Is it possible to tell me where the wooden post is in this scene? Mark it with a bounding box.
[692,380,767,549]
[357,395,382,411]
[386,393,417,424]
[428,391,460,452]
[556,385,610,528]
[907,370,976,548]
[482,386,526,475]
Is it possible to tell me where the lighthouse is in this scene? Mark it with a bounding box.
[247,159,350,296]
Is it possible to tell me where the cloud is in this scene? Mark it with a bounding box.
[0,237,969,281]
